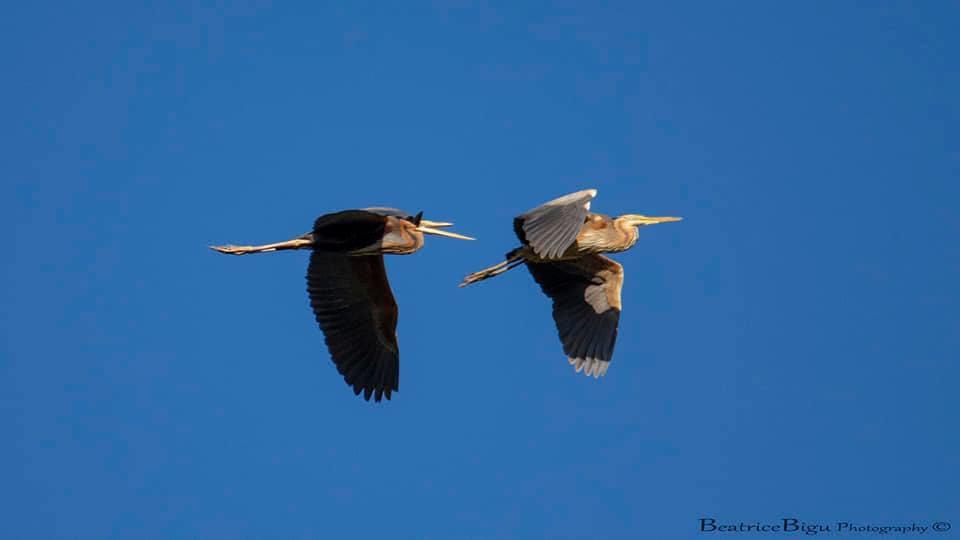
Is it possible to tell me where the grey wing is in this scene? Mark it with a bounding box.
[514,189,597,259]
[306,252,400,402]
[525,254,623,377]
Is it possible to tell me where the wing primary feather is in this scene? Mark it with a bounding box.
[306,252,401,402]
[525,253,622,379]
[515,189,596,258]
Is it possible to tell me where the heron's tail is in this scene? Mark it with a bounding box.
[460,248,526,287]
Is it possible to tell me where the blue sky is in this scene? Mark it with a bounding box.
[2,2,958,538]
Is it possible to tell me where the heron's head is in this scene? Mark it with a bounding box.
[358,210,474,255]
[401,211,475,241]
[382,214,473,254]
[619,214,683,229]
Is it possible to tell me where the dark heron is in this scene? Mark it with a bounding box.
[460,189,680,377]
[211,208,473,402]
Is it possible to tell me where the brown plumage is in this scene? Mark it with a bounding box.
[460,189,680,378]
[211,208,473,402]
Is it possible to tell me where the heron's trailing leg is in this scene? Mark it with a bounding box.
[210,233,314,255]
[460,249,526,287]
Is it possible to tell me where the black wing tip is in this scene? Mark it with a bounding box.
[342,352,399,402]
[352,383,396,402]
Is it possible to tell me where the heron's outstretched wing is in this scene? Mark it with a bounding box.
[513,189,596,259]
[526,254,623,377]
[306,252,399,401]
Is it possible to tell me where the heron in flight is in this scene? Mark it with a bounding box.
[211,208,473,402]
[460,189,680,378]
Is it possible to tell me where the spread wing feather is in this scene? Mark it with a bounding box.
[525,254,623,377]
[306,252,399,401]
[513,189,597,259]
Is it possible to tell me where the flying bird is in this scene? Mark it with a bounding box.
[460,189,680,378]
[211,208,473,402]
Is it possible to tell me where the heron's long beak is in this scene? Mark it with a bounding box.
[416,224,475,240]
[420,219,454,228]
[625,214,683,226]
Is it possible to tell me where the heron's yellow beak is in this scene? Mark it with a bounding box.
[417,220,475,240]
[419,219,454,228]
[625,215,683,226]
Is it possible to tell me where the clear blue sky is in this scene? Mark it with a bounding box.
[2,2,958,538]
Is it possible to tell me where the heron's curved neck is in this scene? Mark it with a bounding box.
[384,228,423,255]
[611,219,640,252]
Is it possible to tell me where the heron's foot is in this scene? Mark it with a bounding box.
[459,271,490,287]
[460,257,524,287]
[210,244,251,255]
